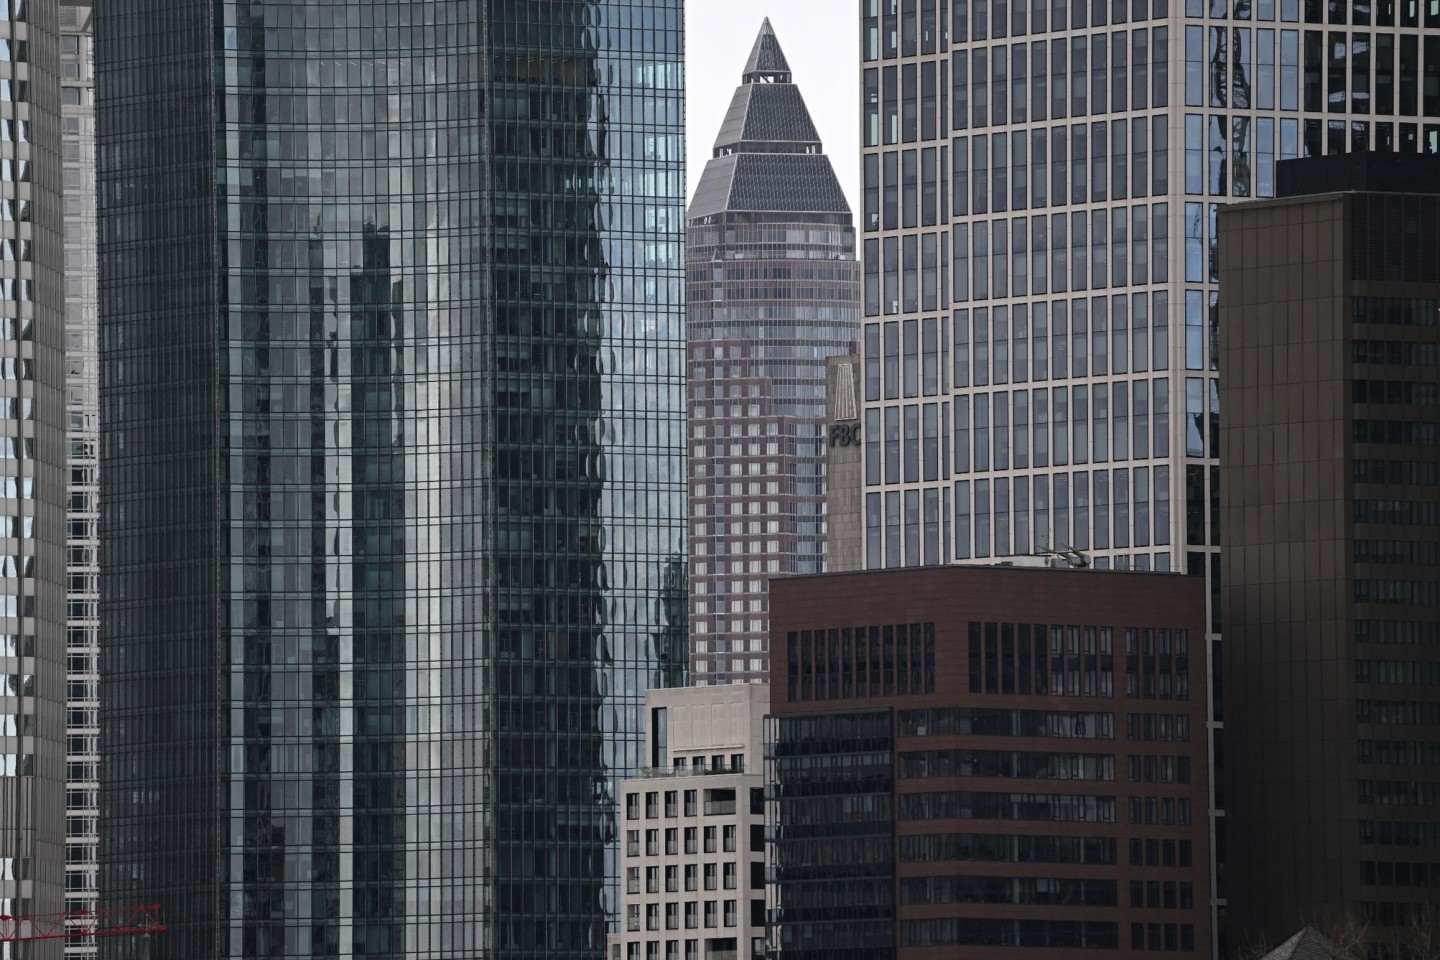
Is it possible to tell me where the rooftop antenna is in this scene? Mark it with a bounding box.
[1034,541,1091,569]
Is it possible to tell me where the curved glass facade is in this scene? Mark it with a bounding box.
[97,3,684,958]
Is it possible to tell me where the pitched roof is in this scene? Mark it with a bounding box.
[689,20,851,219]
[1258,927,1349,960]
[713,83,820,153]
[688,153,851,219]
[742,17,791,81]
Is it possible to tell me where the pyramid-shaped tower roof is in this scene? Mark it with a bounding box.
[689,20,850,220]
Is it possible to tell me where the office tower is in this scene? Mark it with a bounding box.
[608,685,768,960]
[1220,153,1440,952]
[0,0,69,955]
[823,355,863,572]
[96,3,685,958]
[857,1,1439,946]
[766,564,1211,960]
[59,3,96,954]
[687,20,860,685]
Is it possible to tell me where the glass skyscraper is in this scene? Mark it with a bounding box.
[686,21,860,684]
[0,0,69,957]
[858,0,1435,953]
[60,5,98,956]
[96,3,685,958]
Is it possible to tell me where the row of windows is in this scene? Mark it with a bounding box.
[1130,837,1196,867]
[1362,860,1440,886]
[949,382,1174,476]
[623,825,763,857]
[954,0,1170,47]
[902,918,1120,949]
[868,480,1178,569]
[899,831,1117,863]
[1354,579,1440,606]
[954,30,1171,131]
[898,706,1114,737]
[1358,738,1440,766]
[950,124,1172,221]
[952,202,1172,304]
[1357,618,1440,645]
[968,621,1115,696]
[1128,796,1195,825]
[1353,378,1440,405]
[1127,754,1192,783]
[899,748,1117,780]
[899,789,1116,821]
[1359,779,1440,804]
[1358,699,1440,724]
[1359,819,1440,846]
[901,874,1118,906]
[1358,660,1440,685]
[953,467,1174,561]
[862,301,1173,427]
[624,899,751,932]
[625,787,753,821]
[1131,923,1199,953]
[1355,499,1439,525]
[785,623,938,704]
[624,861,762,895]
[1131,880,1196,910]
[1353,419,1440,446]
[1355,539,1440,565]
[1354,296,1440,327]
[1128,712,1193,741]
[954,298,1172,389]
[1353,339,1440,366]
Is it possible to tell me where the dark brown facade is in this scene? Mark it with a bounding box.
[1220,154,1440,954]
[766,565,1212,960]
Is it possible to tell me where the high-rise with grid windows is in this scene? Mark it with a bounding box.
[59,5,96,958]
[858,0,1439,952]
[687,21,860,685]
[96,3,686,958]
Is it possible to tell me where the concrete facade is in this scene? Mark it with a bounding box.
[824,355,863,573]
[610,685,769,960]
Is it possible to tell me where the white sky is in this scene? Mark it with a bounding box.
[684,0,860,212]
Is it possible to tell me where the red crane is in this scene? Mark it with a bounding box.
[0,903,166,944]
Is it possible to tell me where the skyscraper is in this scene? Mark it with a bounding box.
[0,0,70,957]
[60,4,97,956]
[1220,153,1440,952]
[857,2,1438,948]
[687,21,859,684]
[96,3,685,958]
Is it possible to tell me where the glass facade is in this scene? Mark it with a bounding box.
[96,3,684,958]
[0,0,68,956]
[858,2,1439,949]
[687,22,860,684]
[60,5,97,956]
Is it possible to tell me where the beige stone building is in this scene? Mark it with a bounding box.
[609,685,769,960]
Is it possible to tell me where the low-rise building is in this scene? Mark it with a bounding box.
[610,685,769,960]
[767,564,1213,960]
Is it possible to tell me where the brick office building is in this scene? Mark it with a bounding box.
[765,564,1212,960]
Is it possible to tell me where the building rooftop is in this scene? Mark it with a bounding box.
[1277,152,1440,198]
[688,20,850,220]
